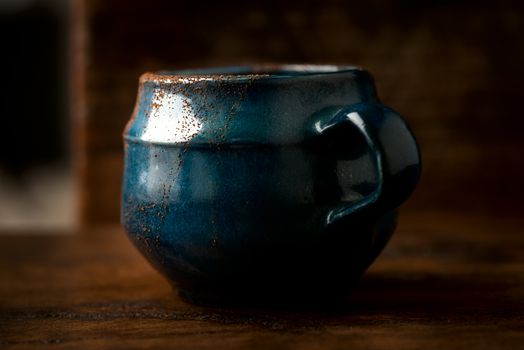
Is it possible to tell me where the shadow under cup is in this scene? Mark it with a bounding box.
[122,65,420,306]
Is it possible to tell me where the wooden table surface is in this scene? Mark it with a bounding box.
[1,211,523,349]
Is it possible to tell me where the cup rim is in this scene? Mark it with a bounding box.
[139,64,364,84]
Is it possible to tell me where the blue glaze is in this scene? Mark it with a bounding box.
[122,65,421,306]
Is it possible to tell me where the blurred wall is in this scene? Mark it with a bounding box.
[0,0,72,229]
[73,0,524,225]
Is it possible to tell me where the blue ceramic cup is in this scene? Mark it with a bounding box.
[122,65,420,306]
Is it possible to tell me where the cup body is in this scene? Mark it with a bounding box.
[122,65,418,305]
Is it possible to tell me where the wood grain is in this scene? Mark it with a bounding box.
[1,211,523,349]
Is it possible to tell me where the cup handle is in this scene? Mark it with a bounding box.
[311,102,421,226]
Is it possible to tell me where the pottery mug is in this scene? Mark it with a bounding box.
[122,65,421,306]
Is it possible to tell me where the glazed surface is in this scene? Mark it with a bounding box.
[121,65,420,304]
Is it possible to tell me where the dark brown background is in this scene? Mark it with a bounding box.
[73,0,524,224]
[1,1,523,348]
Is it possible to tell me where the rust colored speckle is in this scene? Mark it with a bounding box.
[140,72,270,85]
